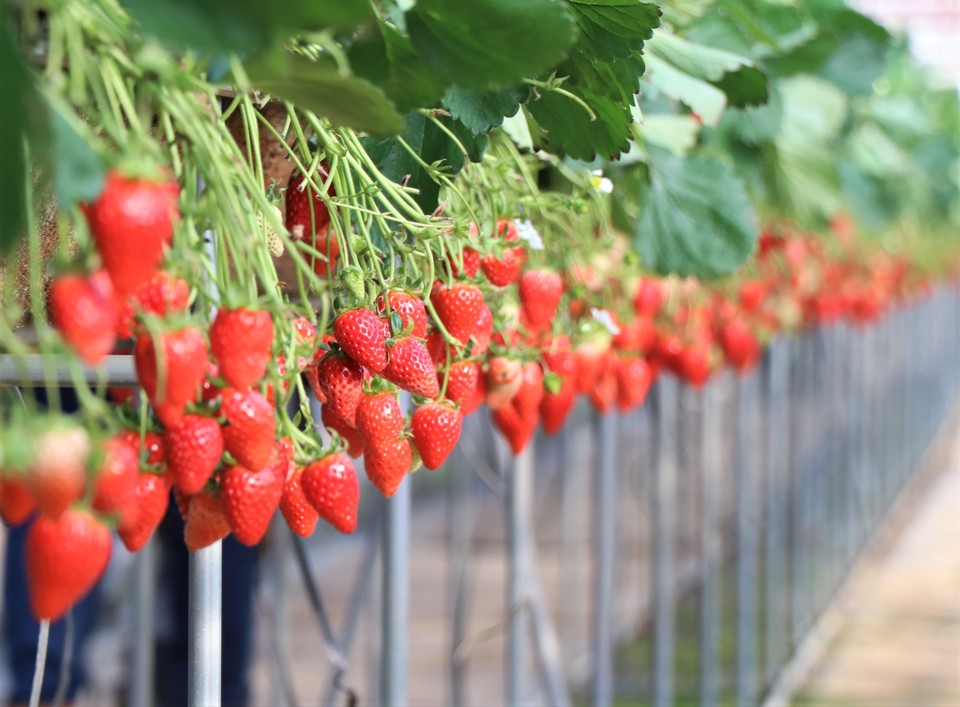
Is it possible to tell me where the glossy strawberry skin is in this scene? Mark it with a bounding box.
[164,415,224,495]
[84,171,180,297]
[354,393,405,455]
[449,246,481,279]
[50,270,117,365]
[280,466,319,537]
[221,462,285,546]
[117,473,171,552]
[26,510,112,621]
[285,167,333,239]
[383,336,440,399]
[519,270,563,328]
[616,356,653,412]
[116,271,190,339]
[333,309,388,372]
[27,427,90,520]
[220,389,276,472]
[411,403,463,470]
[0,478,36,526]
[441,360,486,416]
[301,453,360,534]
[320,404,364,458]
[211,308,274,389]
[480,220,526,287]
[377,291,429,339]
[91,436,140,523]
[430,283,484,347]
[184,491,232,551]
[364,438,412,498]
[134,327,209,427]
[310,352,365,427]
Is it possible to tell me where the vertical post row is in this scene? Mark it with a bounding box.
[380,479,411,706]
[764,341,788,688]
[507,443,534,705]
[449,440,473,707]
[592,412,618,707]
[699,378,721,707]
[652,377,678,707]
[188,544,223,707]
[735,372,758,707]
[131,541,156,707]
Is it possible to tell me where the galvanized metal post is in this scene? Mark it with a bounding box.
[507,443,534,705]
[592,412,618,707]
[652,377,678,707]
[764,340,788,686]
[188,544,222,707]
[131,540,156,707]
[380,477,411,706]
[736,371,758,707]
[449,437,473,707]
[699,377,721,707]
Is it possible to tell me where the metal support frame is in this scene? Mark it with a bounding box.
[380,478,411,706]
[131,539,157,707]
[699,377,721,707]
[735,370,758,707]
[592,412,618,706]
[507,443,534,705]
[188,544,222,707]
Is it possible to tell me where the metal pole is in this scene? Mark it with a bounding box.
[699,378,721,707]
[507,443,534,705]
[188,544,222,707]
[0,353,139,386]
[449,440,473,707]
[380,477,411,706]
[764,340,788,687]
[736,371,758,707]
[592,412,618,707]
[130,539,156,707]
[652,377,678,707]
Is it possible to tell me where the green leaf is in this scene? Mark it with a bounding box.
[0,26,30,253]
[645,30,768,109]
[643,54,727,126]
[634,153,757,278]
[118,0,371,53]
[526,87,632,160]
[778,75,848,142]
[565,50,645,104]
[636,114,700,156]
[362,113,488,212]
[348,23,446,115]
[45,102,106,208]
[406,0,577,88]
[442,86,531,135]
[720,85,782,145]
[243,52,403,135]
[567,0,661,61]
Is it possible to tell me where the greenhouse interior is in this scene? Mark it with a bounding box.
[0,0,958,705]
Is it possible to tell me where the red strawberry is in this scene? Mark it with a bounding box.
[26,509,111,620]
[633,278,663,317]
[221,460,285,546]
[486,356,523,410]
[83,170,180,297]
[117,473,171,552]
[333,308,388,372]
[116,271,190,339]
[680,345,711,388]
[616,356,653,411]
[184,491,231,551]
[449,245,480,279]
[27,425,90,520]
[411,402,462,470]
[0,478,36,526]
[720,320,760,372]
[471,304,494,355]
[279,466,319,537]
[354,393,404,454]
[293,317,317,347]
[91,436,140,523]
[211,307,274,389]
[441,360,485,416]
[134,326,209,426]
[164,415,224,494]
[364,438,412,497]
[310,352,365,426]
[491,362,543,454]
[513,361,545,418]
[50,270,117,365]
[117,429,165,468]
[286,167,334,240]
[301,452,360,534]
[740,280,767,312]
[306,227,340,277]
[377,291,428,339]
[383,337,440,399]
[220,389,276,471]
[589,353,619,413]
[430,283,484,347]
[491,404,536,455]
[319,404,364,458]
[480,220,525,287]
[519,270,563,328]
[540,347,578,435]
[575,344,606,395]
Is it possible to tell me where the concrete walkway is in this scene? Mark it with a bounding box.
[792,437,960,706]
